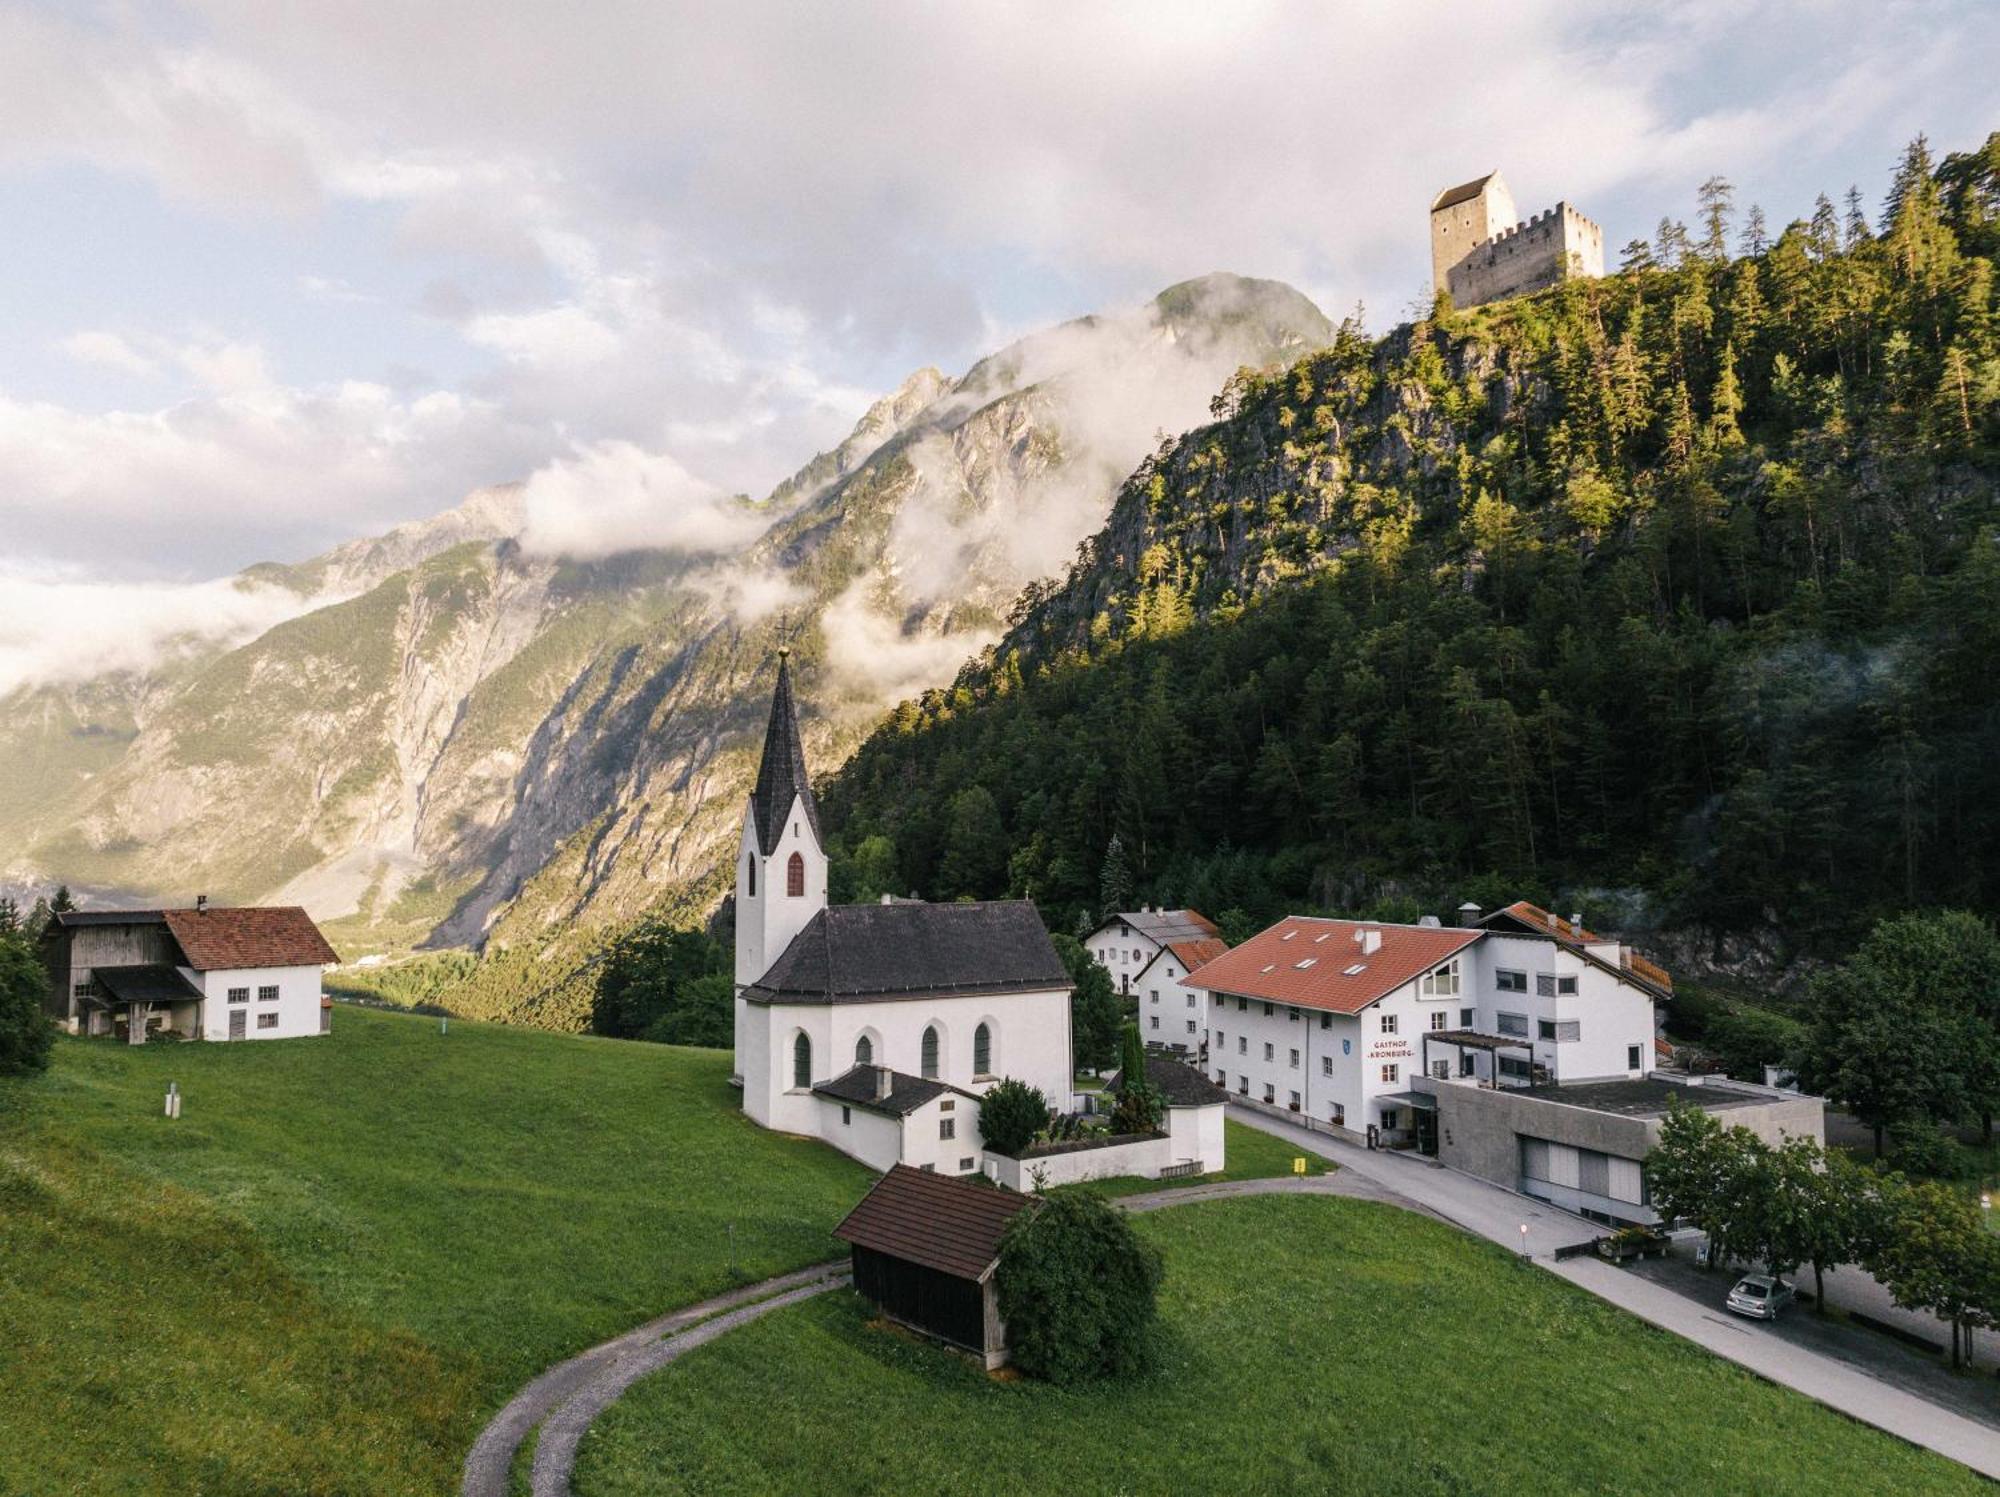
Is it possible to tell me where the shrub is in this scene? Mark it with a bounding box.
[995,1192,1163,1385]
[978,1079,1049,1157]
[0,935,52,1077]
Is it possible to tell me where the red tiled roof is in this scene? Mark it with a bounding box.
[833,1165,1036,1281]
[1489,900,1604,944]
[1164,937,1228,970]
[1484,901,1674,996]
[159,907,339,971]
[1179,917,1480,1015]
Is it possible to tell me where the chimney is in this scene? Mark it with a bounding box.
[874,1066,892,1102]
[1570,912,1584,932]
[1457,901,1481,925]
[880,893,893,905]
[1361,929,1382,955]
[195,894,208,915]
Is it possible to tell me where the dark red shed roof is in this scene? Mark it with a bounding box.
[833,1165,1036,1282]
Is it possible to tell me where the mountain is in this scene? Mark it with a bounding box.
[0,273,1331,1008]
[823,137,2000,982]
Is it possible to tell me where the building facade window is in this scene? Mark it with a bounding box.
[747,856,756,897]
[1459,1053,1476,1077]
[1288,1091,1301,1110]
[1321,1055,1333,1077]
[1238,1075,1249,1095]
[1459,1007,1475,1027]
[1237,1036,1247,1055]
[1186,1019,1197,1035]
[940,1118,956,1140]
[258,985,279,1003]
[787,852,805,897]
[1380,1013,1398,1035]
[228,987,249,1004]
[1627,1044,1643,1070]
[256,1013,279,1030]
[1262,1083,1275,1103]
[921,1026,940,1078]
[841,1106,851,1125]
[1380,1063,1399,1084]
[973,1023,992,1075]
[793,1033,812,1089]
[1263,1042,1274,1061]
[1430,1011,1448,1031]
[1421,960,1460,997]
[1496,969,1527,993]
[1536,973,1578,997]
[1149,1015,1159,1031]
[1289,1049,1300,1069]
[855,1034,872,1066]
[1497,1012,1528,1037]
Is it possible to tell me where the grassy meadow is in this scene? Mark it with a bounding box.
[574,1193,1989,1497]
[0,1006,870,1495]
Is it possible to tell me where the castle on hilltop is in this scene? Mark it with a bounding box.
[1430,171,1604,309]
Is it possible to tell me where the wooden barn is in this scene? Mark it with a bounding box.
[833,1164,1038,1369]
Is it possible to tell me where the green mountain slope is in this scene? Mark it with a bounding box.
[823,136,2000,970]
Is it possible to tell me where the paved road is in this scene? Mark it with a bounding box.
[1227,1104,2000,1482]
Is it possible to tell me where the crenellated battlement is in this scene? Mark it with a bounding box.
[1430,175,1604,309]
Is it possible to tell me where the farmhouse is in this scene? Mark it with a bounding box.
[1083,907,1221,997]
[1183,902,1821,1225]
[834,1163,1035,1368]
[732,654,1074,1173]
[41,902,339,1044]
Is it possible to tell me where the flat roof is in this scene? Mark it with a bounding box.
[1523,1077,1773,1118]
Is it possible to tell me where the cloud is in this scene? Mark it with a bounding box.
[0,380,550,578]
[691,563,808,627]
[0,564,336,694]
[818,579,998,706]
[57,330,159,378]
[516,441,772,561]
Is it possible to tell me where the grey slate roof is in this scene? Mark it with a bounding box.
[1100,908,1219,946]
[812,1064,975,1117]
[743,900,1070,1005]
[91,965,204,1005]
[1110,1055,1229,1108]
[749,652,820,856]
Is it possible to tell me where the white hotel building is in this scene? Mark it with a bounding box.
[1181,902,1673,1148]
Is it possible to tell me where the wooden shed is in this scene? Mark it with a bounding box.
[833,1164,1038,1369]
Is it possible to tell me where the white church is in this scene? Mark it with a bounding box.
[731,653,1076,1174]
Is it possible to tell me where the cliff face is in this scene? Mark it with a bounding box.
[1,274,1330,977]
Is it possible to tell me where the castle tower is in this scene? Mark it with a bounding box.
[1430,171,1518,300]
[733,650,828,995]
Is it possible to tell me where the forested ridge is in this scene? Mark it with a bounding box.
[823,135,2000,971]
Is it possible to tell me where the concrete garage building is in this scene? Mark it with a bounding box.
[1421,1074,1826,1228]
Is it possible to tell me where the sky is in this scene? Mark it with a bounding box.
[0,0,1994,679]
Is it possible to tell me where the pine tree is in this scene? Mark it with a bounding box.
[1654,217,1690,268]
[0,898,18,936]
[1737,204,1768,257]
[1809,194,1840,258]
[1843,185,1873,247]
[1697,175,1735,260]
[1619,238,1655,273]
[1881,134,1937,233]
[1098,834,1134,919]
[49,885,75,915]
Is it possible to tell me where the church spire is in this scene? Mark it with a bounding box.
[749,649,819,856]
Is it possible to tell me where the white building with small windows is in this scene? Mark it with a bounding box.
[1133,933,1228,1055]
[1085,908,1221,996]
[41,903,339,1043]
[731,654,1074,1175]
[1181,902,1672,1146]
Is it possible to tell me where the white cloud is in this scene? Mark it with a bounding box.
[819,579,998,706]
[176,337,273,394]
[0,564,336,694]
[516,441,771,561]
[57,330,159,378]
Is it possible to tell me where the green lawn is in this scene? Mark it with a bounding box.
[0,1007,870,1496]
[573,1194,1987,1497]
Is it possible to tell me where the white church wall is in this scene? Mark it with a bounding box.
[816,1096,904,1172]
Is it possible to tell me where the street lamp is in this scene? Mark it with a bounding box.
[1519,1223,1530,1260]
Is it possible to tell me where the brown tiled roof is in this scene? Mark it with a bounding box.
[1163,937,1228,970]
[159,907,339,971]
[1432,172,1498,211]
[833,1165,1036,1281]
[1180,916,1479,1015]
[1482,901,1674,996]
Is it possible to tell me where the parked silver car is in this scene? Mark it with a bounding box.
[1725,1273,1796,1320]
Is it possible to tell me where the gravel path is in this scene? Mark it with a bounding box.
[460,1263,847,1497]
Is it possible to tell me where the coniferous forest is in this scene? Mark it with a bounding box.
[823,136,2000,972]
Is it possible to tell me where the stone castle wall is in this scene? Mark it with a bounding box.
[1445,201,1605,310]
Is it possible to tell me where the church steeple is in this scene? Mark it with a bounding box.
[749,649,820,856]
[735,648,828,997]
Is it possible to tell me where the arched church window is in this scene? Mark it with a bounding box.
[973,1023,991,1075]
[787,852,805,897]
[921,1025,939,1079]
[793,1032,811,1089]
[747,855,756,898]
[855,1034,872,1066]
